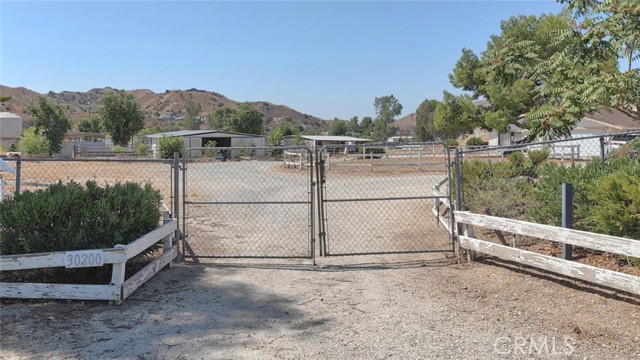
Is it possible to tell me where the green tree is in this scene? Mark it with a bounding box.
[268,122,299,146]
[349,116,359,133]
[449,13,577,138]
[230,104,264,135]
[372,95,402,141]
[208,107,235,130]
[413,99,440,141]
[157,136,185,159]
[329,118,349,136]
[433,92,481,139]
[98,92,145,146]
[25,96,71,155]
[360,116,373,137]
[182,100,201,130]
[17,127,49,155]
[76,114,103,133]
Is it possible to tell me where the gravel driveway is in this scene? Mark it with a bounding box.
[2,253,639,359]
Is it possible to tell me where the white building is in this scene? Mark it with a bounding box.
[0,112,22,152]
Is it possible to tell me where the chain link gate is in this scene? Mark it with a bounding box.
[316,142,454,256]
[181,147,315,260]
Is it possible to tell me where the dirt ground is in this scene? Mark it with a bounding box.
[1,253,639,360]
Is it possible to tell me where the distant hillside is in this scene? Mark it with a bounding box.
[391,113,416,136]
[0,85,329,133]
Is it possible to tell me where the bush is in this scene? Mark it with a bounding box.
[112,145,123,153]
[527,148,550,167]
[236,141,256,157]
[158,135,184,159]
[587,170,640,240]
[203,140,218,158]
[445,139,459,148]
[466,137,487,146]
[136,141,148,156]
[0,181,161,255]
[17,127,49,155]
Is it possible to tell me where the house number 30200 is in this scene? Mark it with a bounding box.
[63,251,105,268]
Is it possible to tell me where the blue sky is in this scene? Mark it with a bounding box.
[0,1,563,120]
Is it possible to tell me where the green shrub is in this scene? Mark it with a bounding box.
[112,145,123,153]
[466,137,488,146]
[587,171,640,240]
[157,135,184,159]
[358,147,385,154]
[445,139,459,148]
[203,140,218,158]
[0,181,161,255]
[527,148,550,167]
[236,141,256,157]
[136,141,148,156]
[17,127,49,155]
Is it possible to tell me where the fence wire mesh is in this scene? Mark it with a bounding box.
[0,158,174,208]
[318,142,453,256]
[182,147,314,259]
[454,131,640,248]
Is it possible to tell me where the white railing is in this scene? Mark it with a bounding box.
[455,211,640,296]
[0,212,178,304]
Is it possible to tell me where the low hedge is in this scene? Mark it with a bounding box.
[0,181,162,255]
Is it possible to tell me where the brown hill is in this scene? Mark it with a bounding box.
[391,113,416,136]
[0,85,329,133]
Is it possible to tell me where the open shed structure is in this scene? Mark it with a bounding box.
[145,130,266,158]
[297,135,372,150]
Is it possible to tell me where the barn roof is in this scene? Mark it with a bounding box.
[145,130,263,138]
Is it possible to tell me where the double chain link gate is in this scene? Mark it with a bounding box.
[180,143,453,260]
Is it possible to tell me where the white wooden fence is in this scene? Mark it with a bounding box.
[0,214,178,303]
[455,211,640,296]
[432,176,452,235]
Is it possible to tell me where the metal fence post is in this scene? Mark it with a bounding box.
[173,152,180,259]
[599,136,606,164]
[15,157,21,196]
[561,183,573,260]
[453,147,463,255]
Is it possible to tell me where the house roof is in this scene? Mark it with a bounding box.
[582,109,640,130]
[301,135,372,142]
[145,130,263,139]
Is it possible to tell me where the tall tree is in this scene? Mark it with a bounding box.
[349,116,359,134]
[182,100,201,130]
[230,104,264,135]
[413,99,440,142]
[372,95,402,141]
[98,92,145,146]
[360,116,373,137]
[449,13,577,138]
[329,118,349,136]
[433,92,481,139]
[208,107,234,130]
[25,96,71,155]
[268,122,299,146]
[76,114,103,133]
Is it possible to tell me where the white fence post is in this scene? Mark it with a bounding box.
[110,244,127,305]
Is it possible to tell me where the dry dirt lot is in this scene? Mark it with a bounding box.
[1,253,639,360]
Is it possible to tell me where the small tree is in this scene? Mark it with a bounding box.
[157,136,185,159]
[203,140,218,158]
[25,96,71,155]
[17,127,49,155]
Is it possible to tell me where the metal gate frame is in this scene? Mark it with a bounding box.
[315,142,455,256]
[181,146,315,260]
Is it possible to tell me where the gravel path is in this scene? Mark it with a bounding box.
[2,253,639,359]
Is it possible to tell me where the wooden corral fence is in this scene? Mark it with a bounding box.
[0,213,178,304]
[455,211,640,296]
[432,176,452,235]
[284,150,311,169]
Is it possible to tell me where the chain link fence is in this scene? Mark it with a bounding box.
[317,142,453,256]
[0,157,175,211]
[453,131,640,246]
[182,147,315,259]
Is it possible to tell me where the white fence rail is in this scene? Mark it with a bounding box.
[432,176,452,235]
[455,211,640,296]
[0,214,178,303]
